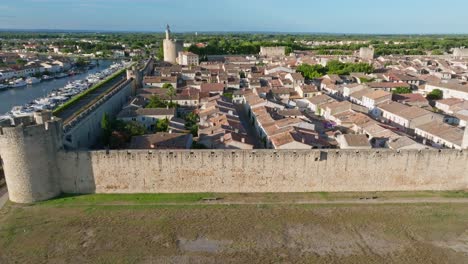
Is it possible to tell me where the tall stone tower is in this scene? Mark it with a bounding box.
[163,24,184,64]
[359,47,375,60]
[0,111,63,203]
[127,66,143,95]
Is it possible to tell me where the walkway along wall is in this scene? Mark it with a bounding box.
[57,149,468,194]
[63,79,133,149]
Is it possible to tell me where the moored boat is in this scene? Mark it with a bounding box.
[26,77,41,85]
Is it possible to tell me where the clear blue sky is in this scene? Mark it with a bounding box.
[0,0,467,34]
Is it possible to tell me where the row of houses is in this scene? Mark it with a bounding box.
[0,57,72,80]
[197,95,255,149]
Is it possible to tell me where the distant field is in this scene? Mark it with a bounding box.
[1,192,468,263]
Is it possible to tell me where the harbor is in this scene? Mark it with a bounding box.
[0,60,131,116]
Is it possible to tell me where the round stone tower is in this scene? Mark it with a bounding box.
[0,111,63,203]
[163,24,184,64]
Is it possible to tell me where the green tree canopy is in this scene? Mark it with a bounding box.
[392,87,413,94]
[184,112,199,137]
[427,89,443,100]
[100,113,112,145]
[166,85,176,103]
[146,95,168,108]
[297,61,374,79]
[162,83,173,89]
[155,118,169,132]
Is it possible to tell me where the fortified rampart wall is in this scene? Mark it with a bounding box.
[63,79,133,149]
[0,118,63,203]
[57,149,468,195]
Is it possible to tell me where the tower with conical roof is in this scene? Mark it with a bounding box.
[166,24,171,40]
[163,24,183,64]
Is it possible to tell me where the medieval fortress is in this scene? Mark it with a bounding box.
[0,55,467,204]
[0,109,467,204]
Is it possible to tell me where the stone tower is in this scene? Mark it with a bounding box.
[0,111,63,203]
[126,66,143,95]
[359,47,375,60]
[163,24,184,64]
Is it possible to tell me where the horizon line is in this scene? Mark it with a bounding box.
[1,28,468,36]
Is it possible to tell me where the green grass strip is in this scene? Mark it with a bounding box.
[37,193,214,206]
[53,68,127,116]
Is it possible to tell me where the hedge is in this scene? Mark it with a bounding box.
[53,68,127,116]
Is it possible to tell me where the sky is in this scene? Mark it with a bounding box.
[0,0,467,34]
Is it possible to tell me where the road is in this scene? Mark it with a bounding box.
[55,71,126,123]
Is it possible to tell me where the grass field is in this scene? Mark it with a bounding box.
[1,192,468,263]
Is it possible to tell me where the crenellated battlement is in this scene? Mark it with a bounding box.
[0,110,467,204]
[57,148,468,195]
[0,111,63,203]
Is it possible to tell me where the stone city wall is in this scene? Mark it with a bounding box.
[57,149,468,194]
[63,79,133,149]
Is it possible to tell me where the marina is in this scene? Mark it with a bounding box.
[0,60,131,117]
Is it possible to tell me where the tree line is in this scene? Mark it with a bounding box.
[297,61,374,79]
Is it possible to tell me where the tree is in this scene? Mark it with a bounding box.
[75,57,88,68]
[185,112,199,127]
[392,87,413,94]
[16,58,27,66]
[223,92,233,100]
[427,89,443,100]
[157,44,164,60]
[124,121,147,136]
[184,112,199,137]
[155,118,169,132]
[146,95,167,108]
[296,64,326,79]
[359,77,374,83]
[189,125,199,137]
[162,83,173,89]
[297,61,374,79]
[101,113,111,146]
[166,85,176,104]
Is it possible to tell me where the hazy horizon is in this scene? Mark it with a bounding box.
[0,28,468,36]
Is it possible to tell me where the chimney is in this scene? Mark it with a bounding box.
[301,137,305,144]
[241,137,245,143]
[220,136,224,143]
